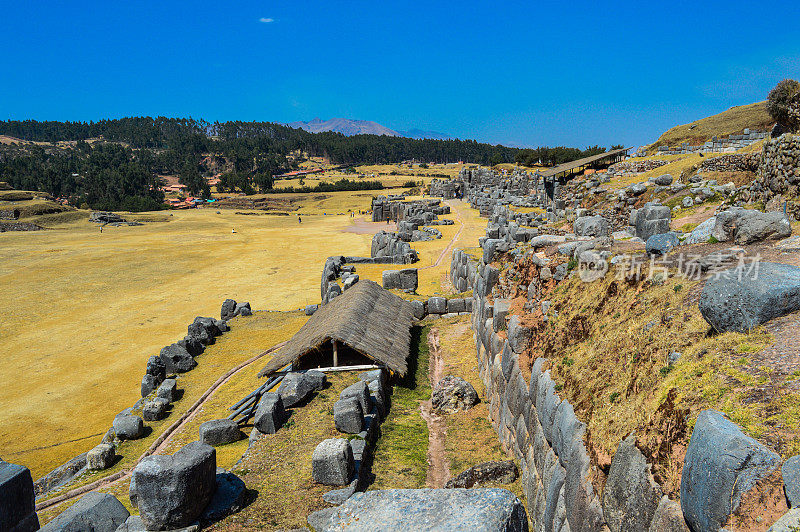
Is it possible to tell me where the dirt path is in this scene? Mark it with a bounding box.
[35,341,287,513]
[422,199,464,271]
[419,328,450,487]
[342,217,397,234]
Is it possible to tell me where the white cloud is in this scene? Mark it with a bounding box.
[259,17,274,23]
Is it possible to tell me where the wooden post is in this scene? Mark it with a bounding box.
[332,339,338,367]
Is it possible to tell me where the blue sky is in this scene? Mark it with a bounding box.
[1,1,799,148]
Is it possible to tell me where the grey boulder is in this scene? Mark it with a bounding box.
[159,344,197,374]
[253,393,287,434]
[220,299,237,321]
[113,414,144,440]
[431,376,479,414]
[782,455,800,508]
[445,461,518,489]
[86,443,116,471]
[0,461,39,532]
[602,435,662,532]
[712,208,791,244]
[312,439,354,486]
[323,488,528,531]
[40,492,128,532]
[699,262,800,333]
[278,372,322,408]
[199,419,242,446]
[769,508,800,532]
[333,397,363,434]
[646,233,679,256]
[680,409,781,532]
[573,215,609,237]
[132,441,217,530]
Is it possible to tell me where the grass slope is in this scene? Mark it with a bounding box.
[647,102,772,151]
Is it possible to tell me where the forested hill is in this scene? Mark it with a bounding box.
[0,117,618,211]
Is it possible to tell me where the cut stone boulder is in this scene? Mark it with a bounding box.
[132,441,217,530]
[312,438,354,486]
[712,208,791,245]
[220,299,237,321]
[323,488,528,531]
[0,461,39,532]
[602,435,662,532]
[253,393,287,434]
[340,380,371,414]
[146,355,166,381]
[681,409,782,532]
[278,372,323,408]
[157,379,178,403]
[40,492,129,532]
[698,262,800,333]
[507,315,532,353]
[143,398,170,421]
[113,414,144,440]
[445,461,518,488]
[648,496,690,532]
[159,344,197,374]
[782,456,800,508]
[634,203,671,241]
[431,376,479,414]
[234,302,252,317]
[574,215,610,237]
[646,233,679,256]
[428,296,447,314]
[86,443,116,471]
[199,419,243,446]
[334,397,364,434]
[201,469,247,523]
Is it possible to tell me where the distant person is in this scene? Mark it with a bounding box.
[232,228,236,233]
[298,215,302,224]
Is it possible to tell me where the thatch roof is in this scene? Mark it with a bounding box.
[539,147,630,179]
[258,280,415,377]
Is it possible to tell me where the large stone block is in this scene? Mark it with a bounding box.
[699,262,800,333]
[0,461,38,532]
[278,371,322,408]
[782,455,800,508]
[427,296,447,314]
[323,488,528,531]
[681,409,782,532]
[253,393,286,434]
[507,315,532,354]
[648,496,690,532]
[132,441,217,530]
[159,343,197,374]
[157,379,178,403]
[432,376,478,414]
[113,414,144,440]
[602,435,662,532]
[40,492,128,532]
[712,208,791,244]
[334,397,364,434]
[312,438,354,486]
[574,215,610,237]
[340,380,371,414]
[87,443,116,471]
[199,419,242,446]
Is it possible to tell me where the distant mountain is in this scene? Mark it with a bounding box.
[287,118,452,140]
[396,128,451,140]
[288,117,400,137]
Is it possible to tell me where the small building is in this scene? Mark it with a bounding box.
[257,280,415,378]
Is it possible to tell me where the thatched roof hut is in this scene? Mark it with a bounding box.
[258,280,415,377]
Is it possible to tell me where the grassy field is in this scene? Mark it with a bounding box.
[1,190,484,480]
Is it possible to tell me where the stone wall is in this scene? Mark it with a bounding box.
[750,134,800,218]
[656,128,768,155]
[698,153,760,173]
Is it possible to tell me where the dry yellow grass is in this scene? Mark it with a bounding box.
[1,192,486,480]
[647,102,772,151]
[35,310,307,523]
